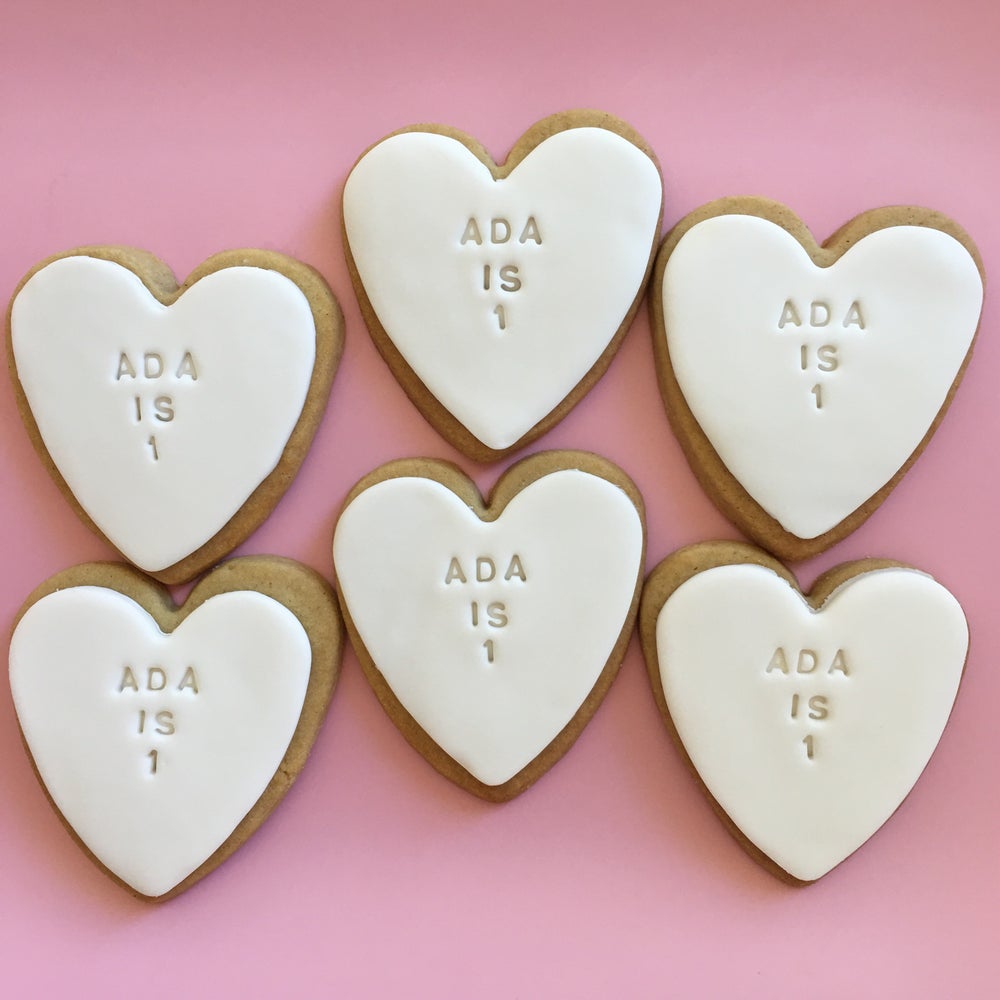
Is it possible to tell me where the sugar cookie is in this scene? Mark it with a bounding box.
[344,110,663,460]
[8,247,343,583]
[650,199,984,560]
[333,451,645,800]
[640,541,968,882]
[9,557,342,900]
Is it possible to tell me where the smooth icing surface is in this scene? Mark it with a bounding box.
[11,256,317,571]
[344,127,662,449]
[656,563,967,881]
[663,216,983,538]
[9,586,312,898]
[333,469,643,785]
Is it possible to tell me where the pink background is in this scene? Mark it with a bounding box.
[1,1,997,995]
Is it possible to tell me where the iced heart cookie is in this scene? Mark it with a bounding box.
[640,542,968,882]
[343,110,663,460]
[9,557,342,900]
[8,247,344,583]
[650,199,984,560]
[333,451,645,800]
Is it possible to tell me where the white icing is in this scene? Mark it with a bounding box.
[662,215,983,538]
[333,468,643,786]
[9,586,312,898]
[344,127,662,450]
[11,256,317,571]
[656,563,967,881]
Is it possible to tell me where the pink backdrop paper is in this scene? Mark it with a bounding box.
[1,1,997,995]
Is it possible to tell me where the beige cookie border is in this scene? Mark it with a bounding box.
[10,555,343,901]
[334,449,647,802]
[6,246,344,584]
[639,540,967,884]
[649,198,986,562]
[342,109,664,462]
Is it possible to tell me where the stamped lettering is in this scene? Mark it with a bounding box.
[6,562,332,899]
[115,350,200,462]
[460,215,543,334]
[444,553,527,664]
[117,663,201,776]
[778,299,865,410]
[647,553,970,881]
[332,458,645,797]
[765,645,851,761]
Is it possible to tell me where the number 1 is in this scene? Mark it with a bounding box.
[147,436,159,461]
[147,748,159,774]
[493,304,507,331]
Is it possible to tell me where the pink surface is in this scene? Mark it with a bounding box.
[1,1,997,995]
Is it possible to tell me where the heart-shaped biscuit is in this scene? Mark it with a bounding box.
[333,452,645,800]
[8,247,343,583]
[640,543,968,882]
[9,558,341,900]
[651,200,984,560]
[343,111,663,460]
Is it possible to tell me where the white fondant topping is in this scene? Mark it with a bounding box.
[344,127,662,449]
[663,216,983,538]
[11,256,317,571]
[9,586,311,897]
[334,469,643,785]
[656,563,967,881]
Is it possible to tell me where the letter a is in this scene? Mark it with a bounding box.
[118,666,139,692]
[460,218,483,246]
[444,557,467,584]
[116,352,136,380]
[828,649,850,676]
[519,216,542,245]
[175,351,199,380]
[177,666,200,693]
[504,555,527,582]
[765,648,790,674]
[842,301,865,329]
[777,300,801,329]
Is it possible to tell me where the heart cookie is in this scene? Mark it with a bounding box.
[343,110,663,460]
[651,199,984,560]
[640,542,968,882]
[8,247,343,583]
[333,451,645,800]
[9,557,342,900]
